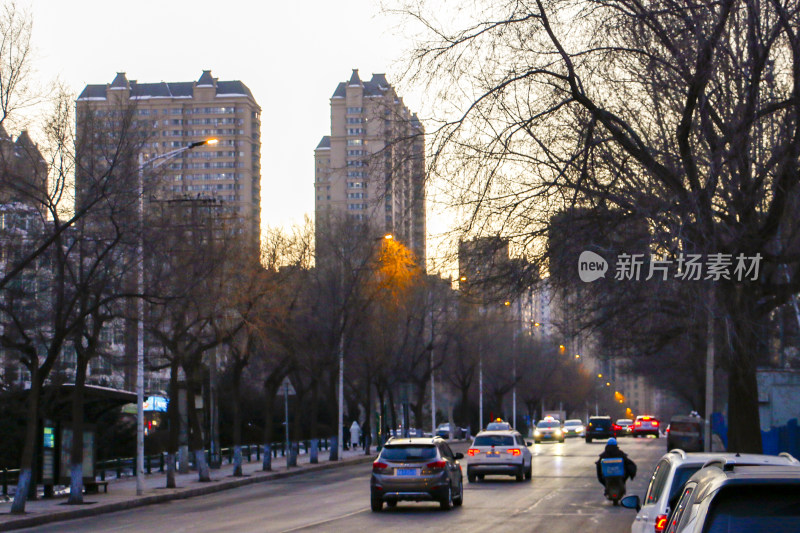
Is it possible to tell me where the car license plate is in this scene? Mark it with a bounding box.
[396,468,419,476]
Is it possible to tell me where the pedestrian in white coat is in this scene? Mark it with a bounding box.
[350,420,361,449]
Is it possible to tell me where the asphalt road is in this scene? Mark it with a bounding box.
[22,436,666,533]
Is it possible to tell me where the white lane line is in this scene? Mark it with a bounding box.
[277,507,370,532]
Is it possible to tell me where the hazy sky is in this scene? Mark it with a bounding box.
[23,0,427,235]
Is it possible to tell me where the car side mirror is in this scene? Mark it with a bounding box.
[620,495,641,512]
[526,441,532,446]
[454,452,464,460]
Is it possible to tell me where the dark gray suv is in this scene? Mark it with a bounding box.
[370,437,464,511]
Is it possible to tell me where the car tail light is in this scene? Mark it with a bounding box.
[468,449,479,456]
[635,421,642,426]
[654,514,668,532]
[507,448,521,456]
[426,460,447,470]
[613,424,621,431]
[373,461,388,472]
[652,420,659,427]
[642,416,651,420]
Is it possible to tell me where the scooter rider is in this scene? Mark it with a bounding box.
[596,438,637,492]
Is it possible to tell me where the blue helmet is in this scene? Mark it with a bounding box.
[607,437,618,446]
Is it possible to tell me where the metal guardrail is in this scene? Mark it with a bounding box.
[2,438,337,497]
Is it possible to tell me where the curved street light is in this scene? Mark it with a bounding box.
[136,138,217,496]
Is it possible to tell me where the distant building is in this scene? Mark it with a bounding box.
[76,71,261,252]
[315,70,426,269]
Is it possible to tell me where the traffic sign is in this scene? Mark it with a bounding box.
[280,377,296,396]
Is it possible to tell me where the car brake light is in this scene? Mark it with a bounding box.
[655,514,668,532]
[635,421,642,426]
[642,416,651,420]
[373,461,388,472]
[507,448,521,456]
[468,449,479,456]
[652,420,659,427]
[426,460,447,470]
[613,424,621,431]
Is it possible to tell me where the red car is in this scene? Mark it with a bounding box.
[632,415,660,438]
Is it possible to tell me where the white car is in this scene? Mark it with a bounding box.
[626,449,800,533]
[533,418,564,443]
[467,429,532,482]
[563,419,585,438]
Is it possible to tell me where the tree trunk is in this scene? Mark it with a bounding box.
[309,378,319,463]
[166,358,179,488]
[724,286,763,453]
[185,368,210,482]
[363,377,372,455]
[67,356,88,504]
[262,383,277,471]
[11,365,41,514]
[232,360,243,476]
[387,387,398,436]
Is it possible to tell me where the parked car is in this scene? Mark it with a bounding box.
[467,429,532,482]
[622,450,800,533]
[633,415,661,438]
[585,415,615,443]
[614,418,634,437]
[370,436,464,511]
[666,416,704,452]
[533,417,564,443]
[563,419,585,438]
[435,423,465,439]
[630,454,800,532]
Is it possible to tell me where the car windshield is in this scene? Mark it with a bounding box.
[380,445,437,462]
[486,422,510,430]
[564,420,582,426]
[537,421,561,428]
[671,421,701,432]
[473,435,515,446]
[590,418,611,427]
[704,484,800,533]
[617,419,632,425]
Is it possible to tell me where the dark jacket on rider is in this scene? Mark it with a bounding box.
[595,443,637,485]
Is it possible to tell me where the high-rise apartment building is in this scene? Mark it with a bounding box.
[76,71,261,251]
[315,70,426,268]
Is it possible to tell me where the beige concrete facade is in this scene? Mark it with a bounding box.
[315,70,426,268]
[76,71,261,251]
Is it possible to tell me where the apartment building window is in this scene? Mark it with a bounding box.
[347,150,364,156]
[346,160,364,167]
[347,107,363,114]
[346,117,363,124]
[347,139,363,146]
[347,128,364,135]
[347,171,366,178]
[347,181,366,188]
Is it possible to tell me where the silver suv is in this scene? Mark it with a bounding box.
[370,437,464,511]
[656,456,800,532]
[623,449,800,533]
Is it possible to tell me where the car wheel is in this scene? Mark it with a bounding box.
[525,464,532,481]
[453,480,464,506]
[467,469,477,483]
[515,466,524,482]
[559,438,565,443]
[535,440,541,444]
[440,484,453,510]
[371,496,383,512]
[585,437,592,443]
[477,474,484,480]
[655,433,660,438]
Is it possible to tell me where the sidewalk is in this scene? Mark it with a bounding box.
[0,446,375,532]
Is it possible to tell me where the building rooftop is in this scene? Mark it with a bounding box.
[77,71,254,101]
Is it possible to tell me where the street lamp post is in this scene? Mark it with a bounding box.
[135,139,217,496]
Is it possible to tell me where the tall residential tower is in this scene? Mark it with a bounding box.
[315,70,426,268]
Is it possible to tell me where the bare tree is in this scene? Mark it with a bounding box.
[398,0,800,452]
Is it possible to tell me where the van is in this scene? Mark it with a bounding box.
[666,415,704,452]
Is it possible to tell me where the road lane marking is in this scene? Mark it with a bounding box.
[277,507,370,532]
